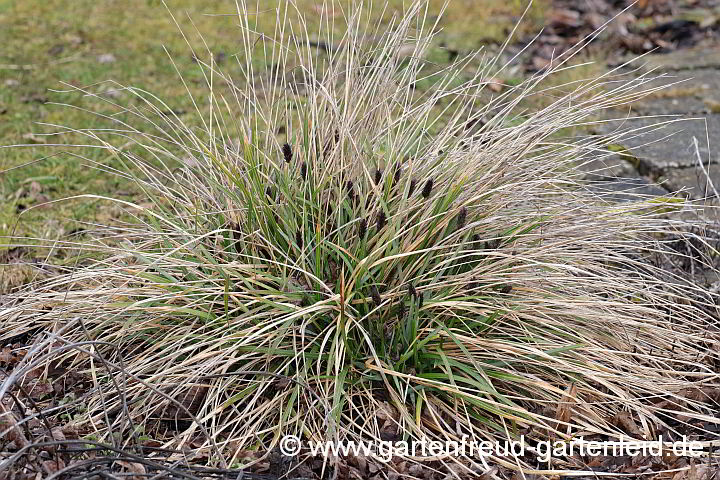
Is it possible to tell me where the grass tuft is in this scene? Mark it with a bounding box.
[1,0,719,476]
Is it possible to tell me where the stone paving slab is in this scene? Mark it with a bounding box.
[633,68,720,115]
[595,115,718,172]
[578,154,637,181]
[586,176,669,202]
[660,164,720,199]
[590,46,720,200]
[631,44,720,72]
[632,96,707,116]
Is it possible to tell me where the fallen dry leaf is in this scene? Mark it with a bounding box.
[487,77,504,93]
[21,133,47,144]
[612,411,644,437]
[0,402,29,449]
[549,8,581,28]
[116,460,147,478]
[41,459,66,475]
[0,347,14,365]
[552,383,577,436]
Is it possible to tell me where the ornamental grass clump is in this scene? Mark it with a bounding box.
[2,1,719,476]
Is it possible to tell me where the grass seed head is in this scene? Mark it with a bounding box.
[376,209,386,231]
[374,168,382,185]
[345,180,355,202]
[358,218,367,239]
[408,178,417,196]
[407,282,417,299]
[422,179,433,198]
[371,285,382,308]
[456,207,467,231]
[282,142,292,163]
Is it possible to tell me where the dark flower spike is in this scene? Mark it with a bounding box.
[374,168,383,185]
[282,142,292,163]
[408,179,417,196]
[456,207,467,231]
[471,233,480,248]
[422,179,433,198]
[418,293,424,309]
[376,209,386,231]
[345,180,356,202]
[230,222,242,253]
[358,218,367,239]
[483,239,501,250]
[265,186,273,199]
[300,162,307,180]
[397,298,406,320]
[464,116,486,131]
[296,229,303,248]
[371,285,382,308]
[407,282,417,299]
[334,129,340,143]
[500,285,513,294]
[393,167,402,186]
